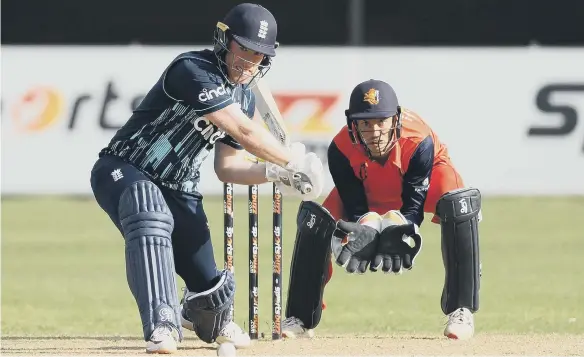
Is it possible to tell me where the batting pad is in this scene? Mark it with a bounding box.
[286,201,337,329]
[436,187,482,315]
[119,181,182,341]
[182,270,236,343]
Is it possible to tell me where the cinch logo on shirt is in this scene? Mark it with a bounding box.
[198,85,231,102]
[192,116,226,144]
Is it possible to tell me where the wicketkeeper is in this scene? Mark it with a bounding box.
[282,79,482,340]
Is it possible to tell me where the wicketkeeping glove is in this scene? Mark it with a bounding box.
[331,220,380,274]
[371,223,423,274]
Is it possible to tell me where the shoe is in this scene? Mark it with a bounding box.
[444,307,474,340]
[216,321,251,348]
[281,317,315,339]
[146,324,179,354]
[180,304,251,349]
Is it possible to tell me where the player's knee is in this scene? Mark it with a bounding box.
[118,181,174,242]
[436,187,481,224]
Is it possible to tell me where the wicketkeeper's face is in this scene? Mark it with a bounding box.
[226,41,266,84]
[356,116,399,158]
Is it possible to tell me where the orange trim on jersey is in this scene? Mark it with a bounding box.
[333,108,452,176]
[331,108,457,218]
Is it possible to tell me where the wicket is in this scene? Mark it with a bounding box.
[223,182,283,340]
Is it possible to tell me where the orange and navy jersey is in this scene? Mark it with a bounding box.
[327,108,452,225]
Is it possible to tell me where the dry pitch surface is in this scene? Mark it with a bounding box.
[2,334,583,356]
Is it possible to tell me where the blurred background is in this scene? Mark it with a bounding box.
[2,0,584,343]
[4,0,584,46]
[3,0,584,195]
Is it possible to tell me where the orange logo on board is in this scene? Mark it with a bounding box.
[11,87,63,132]
[273,94,339,133]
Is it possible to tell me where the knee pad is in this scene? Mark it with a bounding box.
[436,187,481,315]
[285,201,337,329]
[119,181,182,341]
[181,270,236,343]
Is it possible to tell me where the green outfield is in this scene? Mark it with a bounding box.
[2,195,584,337]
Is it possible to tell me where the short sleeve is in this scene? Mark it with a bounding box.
[163,57,234,116]
[217,87,256,150]
[219,134,243,149]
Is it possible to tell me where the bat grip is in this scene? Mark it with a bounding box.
[299,182,313,194]
[292,173,313,194]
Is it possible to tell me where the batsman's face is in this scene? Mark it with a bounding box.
[356,117,397,158]
[226,41,265,84]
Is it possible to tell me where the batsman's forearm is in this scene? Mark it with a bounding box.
[218,162,270,185]
[207,104,291,167]
[234,122,290,167]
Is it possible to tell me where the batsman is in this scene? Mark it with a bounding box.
[283,79,482,340]
[89,3,323,354]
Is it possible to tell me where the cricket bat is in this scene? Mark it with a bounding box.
[251,77,312,194]
[251,77,290,146]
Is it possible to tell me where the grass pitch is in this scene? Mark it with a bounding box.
[2,195,584,339]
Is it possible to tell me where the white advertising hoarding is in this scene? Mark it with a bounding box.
[2,46,583,195]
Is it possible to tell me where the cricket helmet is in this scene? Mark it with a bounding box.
[214,3,279,61]
[345,79,402,157]
[213,3,279,87]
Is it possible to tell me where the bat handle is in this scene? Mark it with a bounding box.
[292,173,313,194]
[299,182,313,194]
